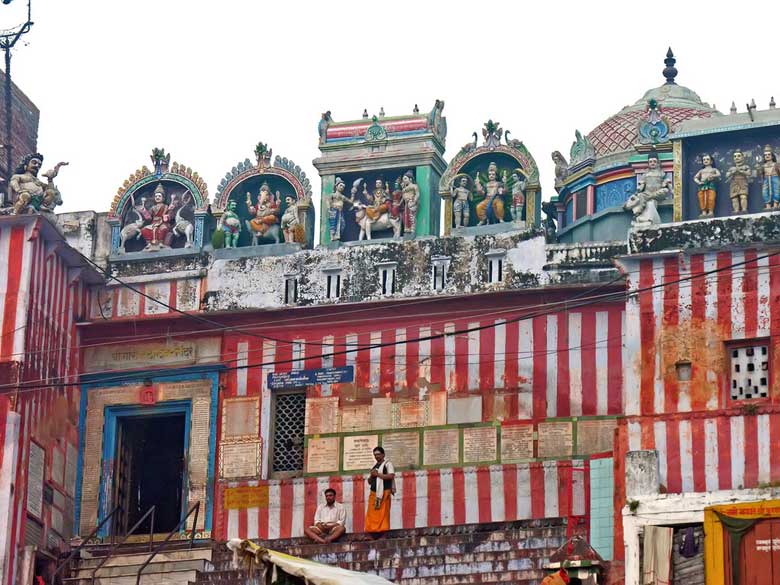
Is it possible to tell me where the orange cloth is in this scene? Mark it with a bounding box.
[365,489,392,533]
[541,569,570,585]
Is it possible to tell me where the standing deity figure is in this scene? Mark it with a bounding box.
[725,150,752,214]
[475,162,505,225]
[364,179,391,222]
[390,179,403,221]
[401,170,419,234]
[9,153,68,215]
[756,145,780,210]
[450,176,472,228]
[327,177,351,241]
[281,195,303,243]
[140,183,172,249]
[510,170,526,222]
[246,182,279,239]
[693,154,721,217]
[219,199,242,248]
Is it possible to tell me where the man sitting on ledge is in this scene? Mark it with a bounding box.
[304,488,347,544]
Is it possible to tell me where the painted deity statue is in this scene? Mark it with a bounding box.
[451,176,472,228]
[401,170,419,234]
[139,183,172,249]
[364,179,391,222]
[219,199,242,248]
[624,154,671,230]
[9,153,68,215]
[693,154,721,217]
[246,182,280,240]
[281,195,302,243]
[756,145,780,210]
[475,162,505,225]
[510,170,526,222]
[390,179,403,221]
[327,177,351,241]
[725,150,752,214]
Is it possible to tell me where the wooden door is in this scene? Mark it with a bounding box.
[111,419,135,536]
[738,518,780,585]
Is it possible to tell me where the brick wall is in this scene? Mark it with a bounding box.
[0,70,39,180]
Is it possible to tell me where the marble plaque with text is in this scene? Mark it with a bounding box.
[371,398,393,430]
[222,397,260,441]
[447,396,482,424]
[576,419,617,455]
[423,429,460,466]
[463,426,498,463]
[343,434,379,471]
[305,397,339,435]
[219,442,261,479]
[537,421,573,458]
[341,404,372,432]
[500,424,535,462]
[307,437,340,473]
[381,431,420,468]
[393,400,428,428]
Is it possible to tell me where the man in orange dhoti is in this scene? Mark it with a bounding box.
[365,446,395,534]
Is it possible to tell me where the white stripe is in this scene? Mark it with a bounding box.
[0,411,19,582]
[679,421,693,492]
[390,471,403,529]
[730,417,745,489]
[466,323,480,391]
[731,250,746,340]
[369,331,381,392]
[757,254,771,336]
[494,320,506,389]
[704,254,719,410]
[704,419,719,492]
[518,320,533,418]
[341,477,354,533]
[464,467,479,524]
[571,461,586,516]
[414,471,427,528]
[291,478,305,537]
[444,323,456,392]
[546,315,558,418]
[677,257,692,412]
[345,334,358,371]
[292,339,305,370]
[595,312,609,415]
[652,259,665,414]
[0,230,12,348]
[440,470,454,525]
[568,312,582,417]
[236,342,248,396]
[628,422,642,452]
[543,463,558,518]
[418,327,431,383]
[623,304,636,415]
[653,421,667,488]
[320,335,334,395]
[246,480,259,538]
[394,329,406,392]
[227,492,239,540]
[489,465,505,521]
[517,465,531,519]
[758,414,771,484]
[267,483,281,539]
[260,340,275,479]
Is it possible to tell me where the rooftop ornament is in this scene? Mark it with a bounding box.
[638,98,671,145]
[663,47,678,85]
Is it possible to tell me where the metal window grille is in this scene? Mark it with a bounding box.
[284,277,298,304]
[730,344,769,400]
[326,274,341,299]
[271,391,306,473]
[488,257,504,283]
[380,267,396,295]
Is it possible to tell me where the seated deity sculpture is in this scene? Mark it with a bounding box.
[351,178,401,240]
[8,153,68,215]
[624,155,670,230]
[475,162,506,225]
[139,183,172,249]
[245,182,281,244]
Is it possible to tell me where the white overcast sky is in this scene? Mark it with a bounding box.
[5,0,780,217]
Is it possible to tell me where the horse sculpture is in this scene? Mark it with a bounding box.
[353,201,401,240]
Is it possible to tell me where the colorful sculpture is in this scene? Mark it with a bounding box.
[725,150,752,214]
[756,145,780,210]
[166,191,195,248]
[352,178,401,240]
[401,170,419,234]
[450,176,472,228]
[218,199,242,248]
[693,154,721,217]
[624,154,671,230]
[245,183,281,244]
[475,162,505,224]
[327,177,351,241]
[510,169,526,222]
[281,195,305,244]
[139,183,172,249]
[9,153,68,215]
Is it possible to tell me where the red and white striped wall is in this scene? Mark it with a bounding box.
[89,277,202,320]
[622,248,780,416]
[217,461,587,540]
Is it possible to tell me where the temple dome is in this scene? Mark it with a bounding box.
[587,51,720,157]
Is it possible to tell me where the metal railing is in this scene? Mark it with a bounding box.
[135,501,200,585]
[90,505,156,584]
[53,505,119,578]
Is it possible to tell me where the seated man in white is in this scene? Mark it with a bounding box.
[304,488,347,544]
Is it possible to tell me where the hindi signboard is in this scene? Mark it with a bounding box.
[343,434,379,471]
[268,366,354,390]
[307,437,340,473]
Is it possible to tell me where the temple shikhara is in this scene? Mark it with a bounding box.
[1,50,780,585]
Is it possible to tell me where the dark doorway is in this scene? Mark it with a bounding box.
[112,414,186,535]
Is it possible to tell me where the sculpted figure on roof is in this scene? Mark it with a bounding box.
[9,153,68,215]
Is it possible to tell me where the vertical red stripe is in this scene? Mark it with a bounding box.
[168,280,177,311]
[580,311,597,415]
[639,260,655,415]
[401,472,416,528]
[743,415,759,488]
[279,481,294,537]
[717,416,732,490]
[640,421,655,450]
[380,328,395,393]
[246,340,262,398]
[355,333,371,391]
[502,464,518,520]
[663,258,680,413]
[665,421,682,493]
[405,334,418,392]
[691,418,706,492]
[352,475,365,532]
[258,495,269,538]
[771,254,780,405]
[556,313,570,417]
[505,321,519,419]
[0,227,25,360]
[690,255,707,410]
[743,250,758,339]
[476,467,492,523]
[451,468,466,525]
[429,328,445,391]
[238,504,248,538]
[479,326,495,391]
[557,462,570,518]
[771,414,780,483]
[426,470,441,527]
[532,317,547,418]
[530,464,545,518]
[303,478,318,530]
[607,308,623,414]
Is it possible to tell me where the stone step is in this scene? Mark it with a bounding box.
[64,568,200,585]
[73,558,211,580]
[76,547,213,570]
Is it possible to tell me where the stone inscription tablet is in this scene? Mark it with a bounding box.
[423,429,460,466]
[305,397,339,435]
[222,397,260,441]
[371,397,393,431]
[340,404,372,432]
[220,442,261,479]
[537,421,573,458]
[463,426,498,463]
[429,392,447,426]
[381,431,420,468]
[576,419,617,455]
[343,434,379,471]
[500,424,535,462]
[307,436,340,473]
[393,400,427,428]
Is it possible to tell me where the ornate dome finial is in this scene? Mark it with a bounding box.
[663,47,678,85]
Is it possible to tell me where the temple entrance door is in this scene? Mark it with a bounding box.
[112,413,187,535]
